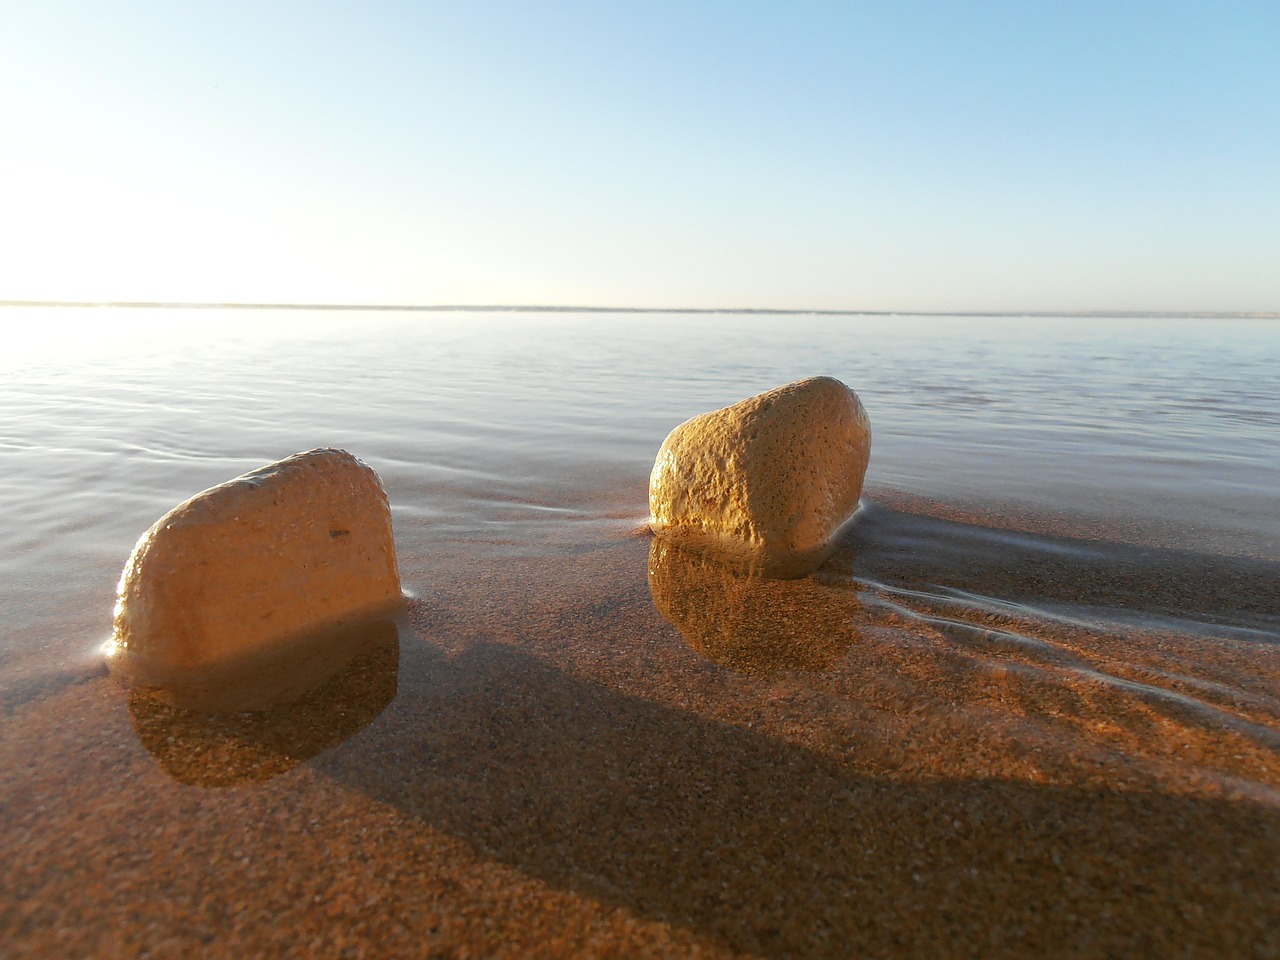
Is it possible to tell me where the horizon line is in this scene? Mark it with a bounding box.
[1,299,1277,320]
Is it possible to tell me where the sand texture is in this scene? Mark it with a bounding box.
[4,499,1280,959]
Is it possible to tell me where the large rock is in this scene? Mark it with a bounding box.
[110,448,403,711]
[649,377,871,577]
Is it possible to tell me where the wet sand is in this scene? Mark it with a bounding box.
[3,500,1280,958]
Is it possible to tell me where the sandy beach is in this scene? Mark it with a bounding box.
[4,493,1279,959]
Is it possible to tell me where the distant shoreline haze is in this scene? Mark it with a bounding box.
[2,300,1277,320]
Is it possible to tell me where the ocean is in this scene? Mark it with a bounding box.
[3,306,1278,956]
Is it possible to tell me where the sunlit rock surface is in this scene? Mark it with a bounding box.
[110,448,403,712]
[649,539,862,676]
[649,376,871,577]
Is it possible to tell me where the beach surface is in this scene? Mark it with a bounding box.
[4,491,1280,959]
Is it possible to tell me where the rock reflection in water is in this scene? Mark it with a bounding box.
[108,599,409,714]
[648,539,861,676]
[127,620,400,788]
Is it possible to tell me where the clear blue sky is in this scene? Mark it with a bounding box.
[1,1,1276,310]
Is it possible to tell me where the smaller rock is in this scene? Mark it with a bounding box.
[649,376,871,577]
[110,448,403,711]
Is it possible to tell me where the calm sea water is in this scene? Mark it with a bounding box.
[2,307,1278,676]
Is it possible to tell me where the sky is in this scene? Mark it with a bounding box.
[1,1,1277,311]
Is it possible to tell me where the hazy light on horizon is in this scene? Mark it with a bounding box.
[1,1,1277,312]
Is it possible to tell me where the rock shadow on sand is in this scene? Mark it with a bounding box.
[313,627,1280,959]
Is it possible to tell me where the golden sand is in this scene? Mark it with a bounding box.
[3,500,1279,958]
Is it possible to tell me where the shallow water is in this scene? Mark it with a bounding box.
[3,308,1277,648]
[3,307,1279,956]
[3,305,1278,751]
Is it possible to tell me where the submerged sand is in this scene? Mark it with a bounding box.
[3,499,1280,958]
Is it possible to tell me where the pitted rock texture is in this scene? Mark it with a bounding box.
[649,377,871,577]
[112,448,402,705]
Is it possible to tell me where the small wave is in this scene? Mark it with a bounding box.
[0,658,109,716]
[856,580,1280,753]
